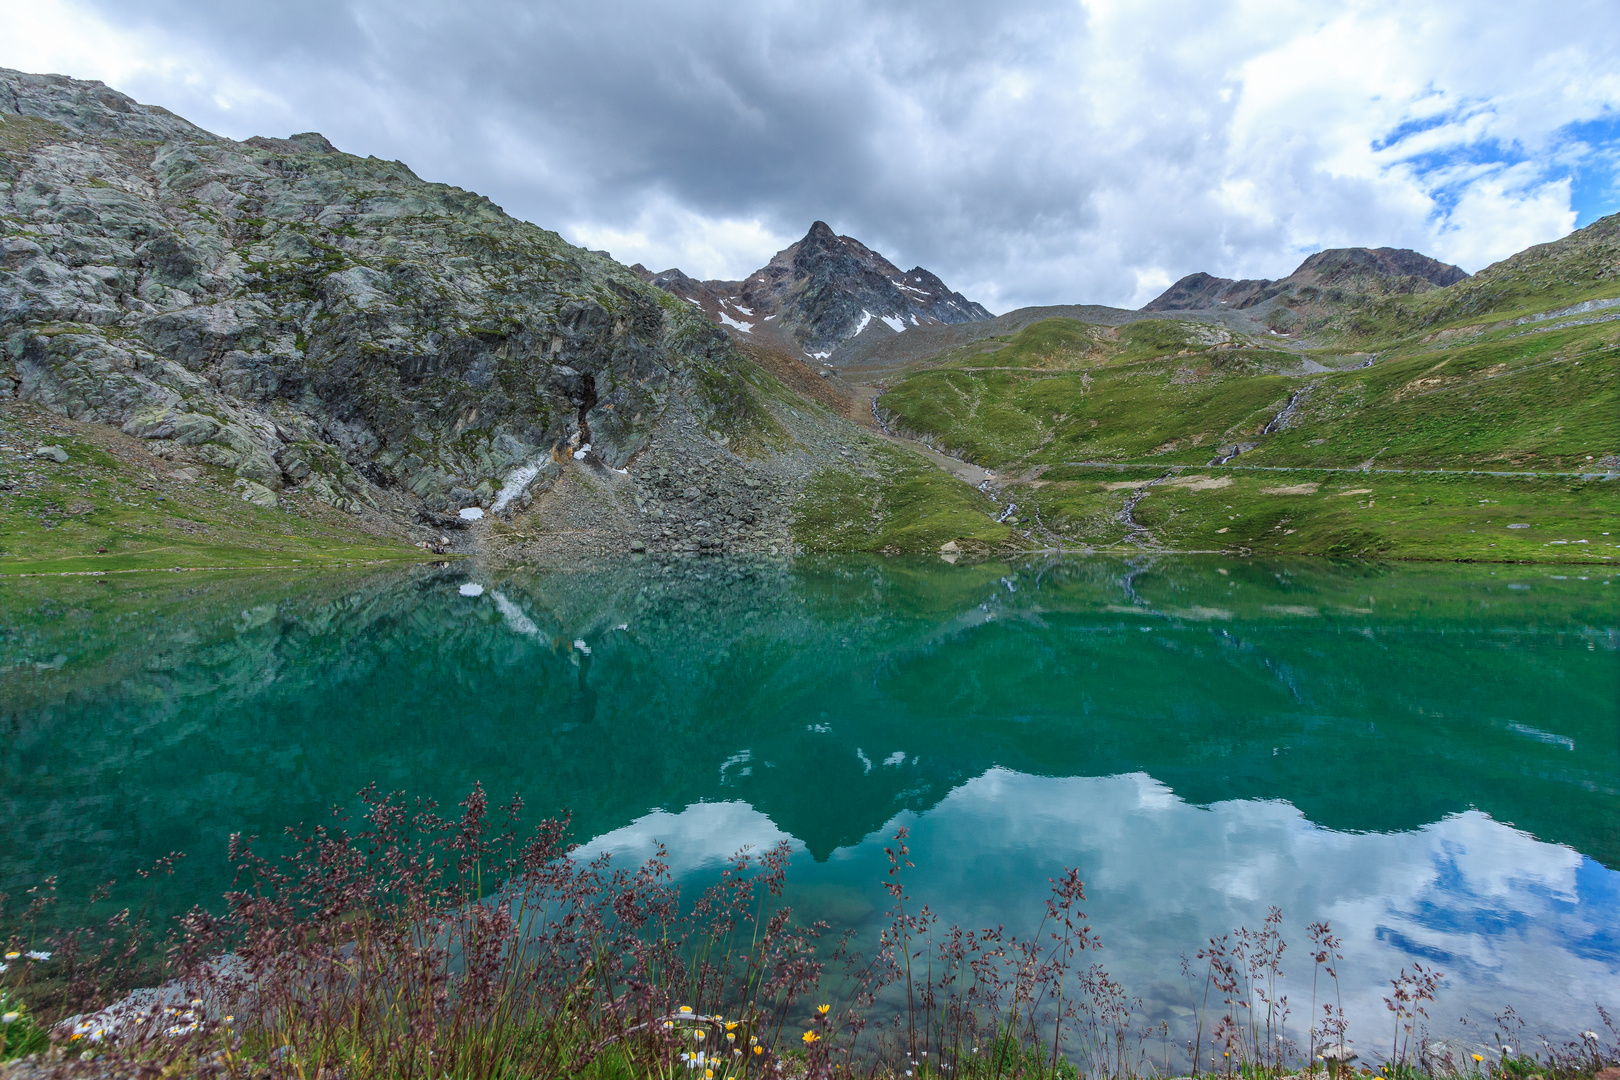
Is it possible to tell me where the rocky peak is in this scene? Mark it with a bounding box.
[1288,247,1469,290]
[1144,246,1469,314]
[639,222,993,359]
[0,68,213,144]
[242,131,340,155]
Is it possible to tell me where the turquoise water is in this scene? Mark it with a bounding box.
[2,555,1617,1056]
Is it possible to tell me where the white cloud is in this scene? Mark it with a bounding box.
[571,799,800,878]
[0,0,289,121]
[565,195,798,280]
[563,770,1618,1061]
[1433,172,1578,270]
[619,770,1616,1061]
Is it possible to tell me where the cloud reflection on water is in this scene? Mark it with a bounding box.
[583,768,1619,1055]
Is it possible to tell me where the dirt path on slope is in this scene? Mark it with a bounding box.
[851,381,998,488]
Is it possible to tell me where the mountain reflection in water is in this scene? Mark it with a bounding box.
[2,555,1616,1048]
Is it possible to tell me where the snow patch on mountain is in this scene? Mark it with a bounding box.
[633,221,993,355]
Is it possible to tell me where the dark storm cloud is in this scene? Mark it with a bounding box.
[77,1,1012,205]
[28,0,1620,309]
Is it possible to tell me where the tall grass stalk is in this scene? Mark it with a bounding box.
[0,786,1615,1080]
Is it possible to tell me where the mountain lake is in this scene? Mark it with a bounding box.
[2,555,1616,1064]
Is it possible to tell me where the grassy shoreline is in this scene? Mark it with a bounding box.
[0,555,456,577]
[1,402,441,576]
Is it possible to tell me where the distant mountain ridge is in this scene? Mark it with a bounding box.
[1143,246,1470,337]
[1146,247,1469,312]
[632,221,992,359]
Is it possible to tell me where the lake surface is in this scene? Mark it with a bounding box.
[2,555,1617,1062]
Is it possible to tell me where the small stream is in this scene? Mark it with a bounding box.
[1209,379,1320,465]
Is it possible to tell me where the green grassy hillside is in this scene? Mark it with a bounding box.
[791,442,1014,554]
[1246,323,1617,471]
[1401,212,1620,329]
[1021,467,1615,562]
[874,215,1620,562]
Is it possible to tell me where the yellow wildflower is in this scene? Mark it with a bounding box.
[726,1021,739,1031]
[679,1005,693,1014]
[695,1030,706,1041]
[817,1004,831,1015]
[1473,1056,1484,1063]
[802,1031,820,1044]
[754,1046,764,1056]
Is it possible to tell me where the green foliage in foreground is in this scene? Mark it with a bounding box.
[2,796,1615,1080]
[1024,468,1618,562]
[793,443,1014,553]
[0,989,49,1061]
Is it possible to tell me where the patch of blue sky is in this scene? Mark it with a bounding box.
[1369,96,1491,155]
[1375,840,1620,978]
[1557,113,1620,227]
[1374,925,1458,968]
[1568,854,1620,964]
[1394,145,1535,221]
[1373,105,1620,228]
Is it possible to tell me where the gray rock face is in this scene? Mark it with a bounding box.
[0,67,755,518]
[1143,247,1470,313]
[633,221,993,357]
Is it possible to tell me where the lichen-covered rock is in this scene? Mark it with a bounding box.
[0,67,760,519]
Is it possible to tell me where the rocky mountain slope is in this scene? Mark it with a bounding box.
[0,69,741,515]
[1143,246,1469,338]
[1401,213,1620,328]
[1,68,996,568]
[632,221,992,360]
[3,67,1607,572]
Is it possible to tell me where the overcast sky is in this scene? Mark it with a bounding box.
[5,0,1618,312]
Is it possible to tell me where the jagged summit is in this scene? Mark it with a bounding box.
[1144,246,1468,313]
[1291,246,1469,289]
[632,222,992,359]
[1141,245,1470,338]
